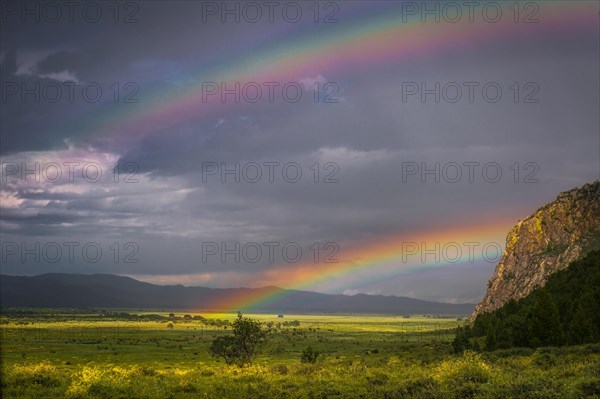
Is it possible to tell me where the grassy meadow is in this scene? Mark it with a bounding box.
[1,310,599,398]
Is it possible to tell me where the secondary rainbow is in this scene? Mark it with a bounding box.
[61,1,596,144]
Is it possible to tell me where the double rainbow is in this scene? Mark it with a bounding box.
[69,1,596,311]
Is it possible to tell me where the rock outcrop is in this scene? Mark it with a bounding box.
[471,181,600,320]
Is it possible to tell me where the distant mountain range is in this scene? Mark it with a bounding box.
[0,273,474,315]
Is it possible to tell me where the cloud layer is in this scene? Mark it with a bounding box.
[1,1,598,303]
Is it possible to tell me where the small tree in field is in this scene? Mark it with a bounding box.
[209,335,240,365]
[300,346,320,363]
[209,313,267,365]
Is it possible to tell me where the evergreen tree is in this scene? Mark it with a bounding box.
[452,326,472,354]
[529,289,563,347]
[466,251,600,350]
[485,324,497,351]
[568,301,593,345]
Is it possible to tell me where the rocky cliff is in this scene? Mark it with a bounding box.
[472,181,600,320]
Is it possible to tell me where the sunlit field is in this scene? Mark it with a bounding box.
[2,310,599,398]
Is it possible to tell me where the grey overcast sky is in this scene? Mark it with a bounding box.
[1,1,598,303]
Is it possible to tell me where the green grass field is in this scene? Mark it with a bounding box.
[1,310,599,398]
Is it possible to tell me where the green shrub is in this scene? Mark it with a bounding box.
[6,362,62,388]
[531,351,557,367]
[300,346,320,364]
[491,347,535,358]
[433,351,492,389]
[66,365,143,397]
[578,378,600,396]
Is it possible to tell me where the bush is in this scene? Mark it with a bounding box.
[6,362,61,388]
[300,346,320,364]
[531,351,557,367]
[578,379,600,396]
[434,351,492,387]
[452,326,473,354]
[490,347,534,358]
[581,343,600,355]
[66,365,143,397]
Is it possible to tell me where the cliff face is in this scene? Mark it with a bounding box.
[472,181,600,320]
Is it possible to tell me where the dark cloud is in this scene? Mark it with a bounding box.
[1,1,598,302]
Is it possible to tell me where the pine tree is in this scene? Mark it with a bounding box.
[568,301,593,345]
[452,326,472,354]
[471,251,600,349]
[530,289,563,347]
[485,324,497,351]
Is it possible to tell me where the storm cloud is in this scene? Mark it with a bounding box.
[1,1,598,303]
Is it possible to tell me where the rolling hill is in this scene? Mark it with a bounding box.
[0,273,474,315]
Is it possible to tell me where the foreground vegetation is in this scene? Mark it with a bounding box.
[1,311,599,398]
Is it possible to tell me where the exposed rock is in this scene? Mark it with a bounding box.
[471,181,600,320]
